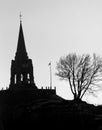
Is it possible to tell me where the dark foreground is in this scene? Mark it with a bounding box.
[1,95,102,130]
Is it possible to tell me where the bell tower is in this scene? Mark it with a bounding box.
[9,17,37,90]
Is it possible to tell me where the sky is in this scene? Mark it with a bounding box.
[0,0,102,104]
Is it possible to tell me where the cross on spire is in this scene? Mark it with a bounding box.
[20,12,22,23]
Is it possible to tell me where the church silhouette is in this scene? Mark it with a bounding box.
[0,17,100,130]
[0,19,58,106]
[0,19,64,130]
[9,19,56,92]
[9,20,37,89]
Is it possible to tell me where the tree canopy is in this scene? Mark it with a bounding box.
[56,53,102,101]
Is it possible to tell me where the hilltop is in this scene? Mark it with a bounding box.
[0,92,102,130]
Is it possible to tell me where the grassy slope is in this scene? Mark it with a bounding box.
[1,95,102,130]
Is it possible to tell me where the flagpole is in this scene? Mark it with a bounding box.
[49,62,52,88]
[50,63,52,88]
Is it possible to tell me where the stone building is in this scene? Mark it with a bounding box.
[0,18,56,106]
[8,18,56,95]
[9,20,37,90]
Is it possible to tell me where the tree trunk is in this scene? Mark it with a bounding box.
[74,94,82,103]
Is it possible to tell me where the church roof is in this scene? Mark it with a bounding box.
[15,21,28,61]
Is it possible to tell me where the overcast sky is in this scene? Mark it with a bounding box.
[0,0,102,104]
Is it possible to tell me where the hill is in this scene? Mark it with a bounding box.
[0,92,102,130]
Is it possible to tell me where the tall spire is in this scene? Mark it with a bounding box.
[15,16,28,61]
[10,16,36,89]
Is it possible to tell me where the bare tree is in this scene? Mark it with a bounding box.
[56,53,102,101]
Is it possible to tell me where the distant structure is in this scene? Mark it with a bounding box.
[8,16,56,96]
[9,19,37,90]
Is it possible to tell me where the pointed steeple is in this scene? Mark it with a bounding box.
[15,20,28,61]
[10,17,37,89]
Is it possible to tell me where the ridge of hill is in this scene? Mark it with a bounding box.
[0,90,102,130]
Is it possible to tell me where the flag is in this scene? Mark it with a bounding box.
[48,62,51,66]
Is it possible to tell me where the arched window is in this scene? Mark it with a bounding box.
[21,74,23,81]
[27,73,30,84]
[14,74,17,84]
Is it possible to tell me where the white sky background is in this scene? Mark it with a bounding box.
[0,0,102,104]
